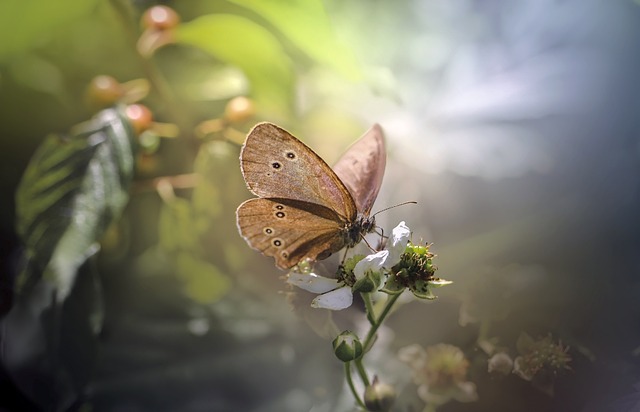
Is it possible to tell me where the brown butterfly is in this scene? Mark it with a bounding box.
[236,122,386,269]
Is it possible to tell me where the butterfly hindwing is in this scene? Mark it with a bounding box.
[332,124,386,215]
[236,198,348,269]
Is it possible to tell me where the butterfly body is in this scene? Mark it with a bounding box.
[236,123,385,269]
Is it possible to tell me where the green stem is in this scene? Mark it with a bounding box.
[354,357,370,387]
[345,292,401,409]
[362,292,376,325]
[345,362,366,410]
[361,293,401,353]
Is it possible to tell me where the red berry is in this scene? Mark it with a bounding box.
[86,75,124,108]
[125,104,153,135]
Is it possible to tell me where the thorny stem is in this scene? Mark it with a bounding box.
[345,362,367,410]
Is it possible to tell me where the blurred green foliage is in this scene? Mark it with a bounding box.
[0,0,99,61]
[1,1,368,409]
[3,0,366,306]
[176,14,295,116]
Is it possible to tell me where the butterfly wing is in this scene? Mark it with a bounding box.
[240,122,357,221]
[236,198,349,269]
[332,124,386,215]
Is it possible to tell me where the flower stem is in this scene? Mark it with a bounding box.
[345,362,366,410]
[362,293,401,353]
[345,292,402,409]
[354,357,370,387]
[362,292,376,325]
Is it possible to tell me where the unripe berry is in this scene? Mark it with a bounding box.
[141,6,180,30]
[224,96,256,124]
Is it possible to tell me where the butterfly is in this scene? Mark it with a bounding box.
[236,122,386,269]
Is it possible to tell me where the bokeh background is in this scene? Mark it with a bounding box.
[1,0,640,411]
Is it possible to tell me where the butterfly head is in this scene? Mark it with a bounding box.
[345,214,377,249]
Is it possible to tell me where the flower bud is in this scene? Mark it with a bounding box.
[364,377,396,412]
[352,270,380,293]
[332,330,363,362]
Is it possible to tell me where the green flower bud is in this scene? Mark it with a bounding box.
[364,377,396,412]
[332,330,363,362]
[352,270,381,293]
[407,243,428,256]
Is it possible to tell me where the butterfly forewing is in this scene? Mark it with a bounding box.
[236,198,349,269]
[332,124,386,215]
[240,123,357,220]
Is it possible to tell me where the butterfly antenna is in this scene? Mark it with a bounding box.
[371,201,417,218]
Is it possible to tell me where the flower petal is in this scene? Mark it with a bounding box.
[311,287,353,310]
[286,272,339,294]
[386,221,410,267]
[354,250,388,280]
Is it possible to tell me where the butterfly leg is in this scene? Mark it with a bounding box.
[360,235,377,252]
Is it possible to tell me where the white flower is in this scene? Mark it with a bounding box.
[353,221,411,277]
[354,250,389,280]
[311,286,353,310]
[286,222,411,311]
[286,270,353,310]
[387,221,410,266]
[287,271,340,294]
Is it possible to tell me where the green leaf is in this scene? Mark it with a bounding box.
[175,14,294,115]
[0,0,98,61]
[8,54,65,97]
[15,106,136,301]
[228,0,361,79]
[172,63,249,102]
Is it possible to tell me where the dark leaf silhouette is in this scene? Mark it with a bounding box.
[2,106,137,411]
